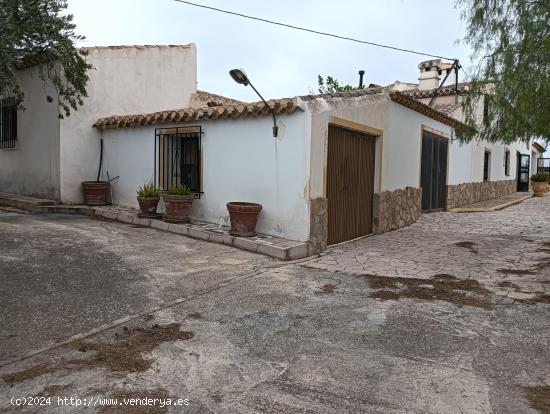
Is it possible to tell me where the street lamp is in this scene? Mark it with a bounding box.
[229,68,278,137]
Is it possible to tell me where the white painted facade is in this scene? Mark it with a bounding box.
[103,112,312,242]
[0,45,197,202]
[306,94,454,199]
[0,66,60,199]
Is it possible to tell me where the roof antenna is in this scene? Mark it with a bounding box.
[358,70,365,88]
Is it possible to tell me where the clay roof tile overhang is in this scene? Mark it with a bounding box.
[401,83,469,99]
[93,98,302,130]
[93,88,468,131]
[388,91,467,130]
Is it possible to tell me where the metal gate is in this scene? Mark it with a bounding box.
[517,153,531,192]
[327,125,376,245]
[421,130,448,211]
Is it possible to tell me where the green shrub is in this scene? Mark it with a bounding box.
[137,182,161,197]
[530,172,550,182]
[166,184,191,196]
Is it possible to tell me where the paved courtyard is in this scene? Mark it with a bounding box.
[0,197,549,413]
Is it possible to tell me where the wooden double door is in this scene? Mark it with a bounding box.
[327,125,376,245]
[421,130,449,211]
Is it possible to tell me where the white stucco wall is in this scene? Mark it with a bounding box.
[0,66,60,199]
[102,112,311,242]
[59,44,197,203]
[423,94,532,185]
[307,95,454,197]
[384,101,452,191]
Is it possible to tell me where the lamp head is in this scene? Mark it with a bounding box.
[229,68,249,86]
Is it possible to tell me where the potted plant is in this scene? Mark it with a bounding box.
[226,202,263,237]
[162,184,195,223]
[136,182,162,218]
[530,172,550,197]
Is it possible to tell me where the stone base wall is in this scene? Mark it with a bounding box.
[446,179,517,209]
[309,197,328,254]
[373,187,422,234]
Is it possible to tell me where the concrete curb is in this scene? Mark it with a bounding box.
[93,207,313,261]
[449,194,533,213]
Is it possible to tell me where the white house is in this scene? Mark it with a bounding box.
[1,46,537,254]
[0,44,197,201]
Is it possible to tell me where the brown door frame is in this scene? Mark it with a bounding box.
[326,122,378,245]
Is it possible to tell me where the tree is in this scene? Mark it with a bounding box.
[457,0,550,144]
[317,75,363,94]
[0,0,92,118]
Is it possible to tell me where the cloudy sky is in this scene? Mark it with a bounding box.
[67,0,472,102]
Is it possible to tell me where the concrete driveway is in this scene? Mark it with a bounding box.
[1,198,549,413]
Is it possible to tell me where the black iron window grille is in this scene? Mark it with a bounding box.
[0,97,17,149]
[154,126,202,196]
[538,158,550,174]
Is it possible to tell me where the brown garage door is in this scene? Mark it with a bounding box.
[327,125,376,245]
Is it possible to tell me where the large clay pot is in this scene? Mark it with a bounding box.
[163,194,194,223]
[532,181,547,197]
[227,202,262,237]
[137,196,161,218]
[82,181,110,206]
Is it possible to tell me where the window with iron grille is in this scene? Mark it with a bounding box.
[155,126,201,194]
[0,97,17,149]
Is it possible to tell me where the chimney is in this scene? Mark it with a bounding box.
[418,59,441,90]
[358,70,365,88]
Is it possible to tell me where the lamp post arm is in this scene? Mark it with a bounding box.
[248,81,278,137]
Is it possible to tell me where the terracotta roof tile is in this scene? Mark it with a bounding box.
[433,103,461,116]
[190,90,246,108]
[93,98,302,130]
[400,83,469,99]
[388,91,466,129]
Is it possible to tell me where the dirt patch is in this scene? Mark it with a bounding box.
[318,284,337,294]
[498,243,550,276]
[496,282,550,305]
[2,363,57,386]
[68,323,194,373]
[39,384,71,397]
[525,385,550,413]
[1,324,193,385]
[497,268,536,275]
[454,241,479,254]
[364,274,494,310]
[187,312,202,319]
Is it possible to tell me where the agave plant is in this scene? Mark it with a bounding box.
[166,184,191,196]
[137,182,161,197]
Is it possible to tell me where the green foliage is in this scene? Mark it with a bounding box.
[456,0,550,144]
[530,172,550,182]
[166,184,191,196]
[317,75,363,94]
[137,182,161,197]
[0,0,92,118]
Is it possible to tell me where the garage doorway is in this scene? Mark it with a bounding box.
[327,125,376,245]
[421,129,449,211]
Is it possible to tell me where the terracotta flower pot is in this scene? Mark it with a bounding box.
[137,196,161,218]
[82,181,110,206]
[163,194,194,223]
[227,202,262,237]
[532,181,547,197]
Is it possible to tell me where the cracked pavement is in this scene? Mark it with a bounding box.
[0,197,549,413]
